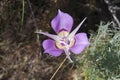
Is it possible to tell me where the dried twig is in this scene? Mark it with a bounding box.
[27,0,41,55]
[50,57,67,80]
[104,0,120,28]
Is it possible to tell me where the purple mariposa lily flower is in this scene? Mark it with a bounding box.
[36,10,90,62]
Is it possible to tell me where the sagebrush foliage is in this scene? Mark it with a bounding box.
[77,22,120,80]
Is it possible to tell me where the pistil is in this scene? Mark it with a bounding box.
[56,30,75,50]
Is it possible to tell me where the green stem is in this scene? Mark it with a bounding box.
[22,0,24,25]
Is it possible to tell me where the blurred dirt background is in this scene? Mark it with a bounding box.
[0,0,120,80]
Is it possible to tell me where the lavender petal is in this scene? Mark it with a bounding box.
[43,39,63,57]
[36,30,61,41]
[64,48,73,62]
[70,33,90,54]
[51,9,73,33]
[68,17,87,40]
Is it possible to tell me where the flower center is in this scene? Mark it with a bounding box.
[56,30,75,49]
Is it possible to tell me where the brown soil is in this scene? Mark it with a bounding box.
[0,0,119,80]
